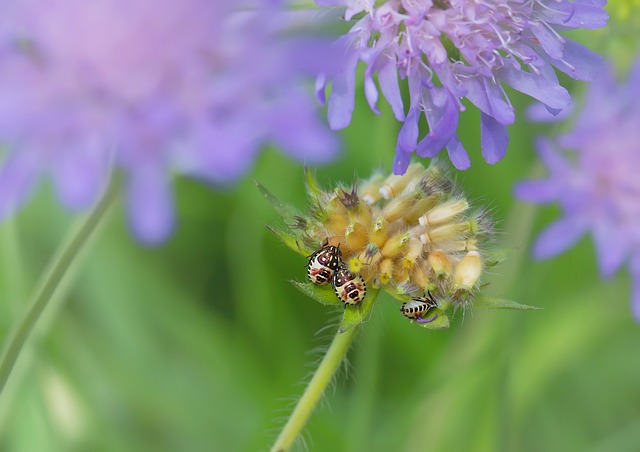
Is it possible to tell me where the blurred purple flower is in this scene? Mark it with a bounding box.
[0,0,340,244]
[515,59,640,321]
[316,0,608,174]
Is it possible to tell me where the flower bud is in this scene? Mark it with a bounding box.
[381,194,420,223]
[419,199,469,226]
[454,251,483,290]
[379,163,424,199]
[361,173,385,205]
[263,161,497,325]
[370,216,387,248]
[411,263,431,290]
[428,250,452,276]
[402,238,424,269]
[379,258,394,285]
[345,222,368,252]
[381,232,411,258]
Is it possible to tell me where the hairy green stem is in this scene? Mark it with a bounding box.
[271,325,358,452]
[0,186,116,394]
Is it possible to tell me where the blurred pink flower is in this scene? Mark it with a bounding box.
[0,0,339,243]
[516,59,640,321]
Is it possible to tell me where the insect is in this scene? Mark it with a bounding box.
[332,266,366,305]
[401,294,438,322]
[307,239,342,285]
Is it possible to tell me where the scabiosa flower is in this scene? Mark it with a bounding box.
[515,59,640,321]
[316,0,608,174]
[259,161,514,330]
[0,0,339,244]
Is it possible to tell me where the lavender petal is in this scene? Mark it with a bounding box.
[480,113,509,164]
[533,216,588,259]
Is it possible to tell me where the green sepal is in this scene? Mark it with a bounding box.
[265,225,312,256]
[339,289,379,333]
[304,166,323,199]
[291,280,342,307]
[415,309,450,330]
[254,180,300,221]
[474,296,541,310]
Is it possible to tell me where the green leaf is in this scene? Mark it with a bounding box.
[291,280,343,306]
[415,308,450,330]
[474,296,541,310]
[265,225,312,256]
[339,289,379,333]
[254,180,300,221]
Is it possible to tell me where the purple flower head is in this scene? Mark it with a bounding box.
[0,0,340,244]
[515,59,640,321]
[316,0,608,173]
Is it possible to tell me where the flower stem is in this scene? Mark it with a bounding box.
[0,186,116,394]
[271,325,358,452]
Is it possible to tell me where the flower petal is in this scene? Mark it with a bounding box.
[549,39,605,82]
[532,215,588,259]
[416,89,459,158]
[126,168,175,245]
[480,113,509,164]
[534,137,573,175]
[537,0,609,29]
[364,69,380,115]
[397,106,420,154]
[530,21,564,60]
[327,34,361,130]
[0,150,40,221]
[446,136,470,170]
[378,55,405,121]
[591,220,628,278]
[497,65,570,110]
[270,90,341,163]
[514,180,562,203]
[630,254,640,322]
[51,142,109,211]
[526,101,574,123]
[392,144,412,175]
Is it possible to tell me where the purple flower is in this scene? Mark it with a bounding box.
[316,0,608,173]
[0,0,340,244]
[515,59,640,321]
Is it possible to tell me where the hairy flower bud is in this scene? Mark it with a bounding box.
[262,161,502,329]
[454,251,483,290]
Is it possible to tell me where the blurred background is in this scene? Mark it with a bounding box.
[1,8,639,452]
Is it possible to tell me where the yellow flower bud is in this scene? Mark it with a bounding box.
[402,238,424,269]
[361,173,385,205]
[379,163,424,199]
[381,232,411,259]
[370,216,387,248]
[379,258,394,285]
[454,251,483,290]
[419,199,469,226]
[345,222,369,252]
[428,250,452,276]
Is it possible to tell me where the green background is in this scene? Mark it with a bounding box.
[1,11,639,452]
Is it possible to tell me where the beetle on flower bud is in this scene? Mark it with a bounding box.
[307,239,342,285]
[401,295,438,322]
[261,160,506,329]
[332,266,366,305]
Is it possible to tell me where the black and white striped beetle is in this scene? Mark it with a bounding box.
[332,266,366,305]
[401,294,438,321]
[307,239,342,285]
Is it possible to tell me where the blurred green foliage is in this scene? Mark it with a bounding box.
[1,13,640,452]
